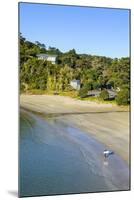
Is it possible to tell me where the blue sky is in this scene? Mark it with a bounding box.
[19,3,130,58]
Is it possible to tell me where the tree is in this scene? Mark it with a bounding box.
[48,46,61,55]
[79,87,88,98]
[116,89,129,105]
[20,35,130,102]
[35,41,46,49]
[99,90,109,100]
[78,83,91,98]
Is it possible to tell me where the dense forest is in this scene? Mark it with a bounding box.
[20,33,130,105]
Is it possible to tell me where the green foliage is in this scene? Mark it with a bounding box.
[92,82,100,90]
[78,83,90,98]
[20,34,130,105]
[116,89,130,105]
[78,87,88,98]
[99,90,109,100]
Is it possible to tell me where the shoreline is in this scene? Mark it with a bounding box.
[20,94,130,164]
[20,109,129,194]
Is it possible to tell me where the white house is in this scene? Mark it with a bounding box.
[70,80,81,90]
[37,54,57,64]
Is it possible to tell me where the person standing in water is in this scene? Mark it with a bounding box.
[103,149,114,158]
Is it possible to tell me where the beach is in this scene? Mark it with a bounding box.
[20,94,130,164]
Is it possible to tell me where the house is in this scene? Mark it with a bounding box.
[88,89,117,99]
[37,54,57,64]
[70,80,81,90]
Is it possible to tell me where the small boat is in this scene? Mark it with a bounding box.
[103,149,114,158]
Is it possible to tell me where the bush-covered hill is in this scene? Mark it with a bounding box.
[20,33,130,105]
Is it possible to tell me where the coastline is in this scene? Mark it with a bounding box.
[20,94,130,164]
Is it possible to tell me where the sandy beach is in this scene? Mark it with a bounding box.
[20,94,130,164]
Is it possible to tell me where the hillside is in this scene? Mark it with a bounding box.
[20,33,130,105]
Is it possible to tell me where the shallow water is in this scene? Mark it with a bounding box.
[19,109,129,197]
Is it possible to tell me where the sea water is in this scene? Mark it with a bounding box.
[19,109,129,197]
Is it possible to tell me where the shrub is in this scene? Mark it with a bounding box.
[20,84,25,93]
[116,89,129,105]
[92,82,100,90]
[78,87,88,98]
[99,90,109,100]
[78,83,92,98]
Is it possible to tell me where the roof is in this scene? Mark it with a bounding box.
[88,90,100,95]
[71,80,80,83]
[37,54,57,58]
[107,89,117,95]
[88,89,117,96]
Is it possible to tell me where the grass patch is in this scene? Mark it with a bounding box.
[21,89,78,97]
[58,91,78,98]
[23,89,53,95]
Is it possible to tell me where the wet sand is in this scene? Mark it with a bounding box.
[20,94,130,164]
